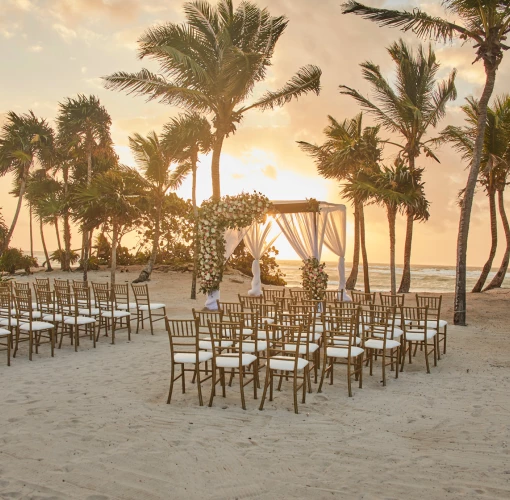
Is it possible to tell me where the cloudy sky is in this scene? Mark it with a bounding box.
[1,0,509,266]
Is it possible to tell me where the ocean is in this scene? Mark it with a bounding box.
[29,251,507,293]
[276,260,509,293]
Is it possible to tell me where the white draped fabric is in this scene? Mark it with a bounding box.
[323,207,351,301]
[205,228,250,309]
[275,211,327,260]
[243,220,280,296]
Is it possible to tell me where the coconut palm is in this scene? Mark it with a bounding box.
[298,114,382,292]
[437,95,510,291]
[129,131,191,283]
[56,95,113,281]
[339,39,456,294]
[74,168,140,285]
[0,111,54,254]
[104,0,321,200]
[342,0,510,324]
[161,112,213,299]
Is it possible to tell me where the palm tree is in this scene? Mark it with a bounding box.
[342,0,510,324]
[104,0,321,200]
[437,95,510,291]
[57,95,113,281]
[339,39,456,294]
[74,168,140,285]
[129,131,189,283]
[162,112,213,299]
[298,114,382,292]
[0,111,54,254]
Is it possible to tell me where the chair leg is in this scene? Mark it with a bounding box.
[381,351,386,386]
[259,369,270,410]
[167,363,175,404]
[239,366,246,410]
[293,369,299,414]
[302,368,307,404]
[149,310,154,335]
[318,358,327,393]
[181,364,186,394]
[358,354,363,388]
[394,348,399,379]
[443,326,447,354]
[347,360,352,397]
[50,329,55,357]
[424,340,430,374]
[196,365,203,406]
[208,367,217,407]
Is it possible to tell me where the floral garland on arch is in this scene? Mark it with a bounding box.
[301,257,329,300]
[197,192,272,295]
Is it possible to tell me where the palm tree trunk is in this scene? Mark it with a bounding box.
[387,205,397,294]
[346,201,360,290]
[54,217,62,253]
[111,218,118,286]
[191,151,199,300]
[40,219,53,272]
[134,195,162,283]
[62,165,71,272]
[29,204,34,258]
[484,188,510,290]
[2,176,28,253]
[398,212,414,293]
[359,202,370,292]
[211,131,225,201]
[82,147,93,281]
[454,66,497,325]
[472,188,497,292]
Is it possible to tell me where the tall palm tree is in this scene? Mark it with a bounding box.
[129,131,189,283]
[342,0,510,324]
[0,111,54,254]
[162,112,213,299]
[437,95,510,291]
[57,95,113,281]
[339,39,456,294]
[104,0,321,200]
[298,114,383,292]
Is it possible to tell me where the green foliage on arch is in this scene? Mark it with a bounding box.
[198,192,272,295]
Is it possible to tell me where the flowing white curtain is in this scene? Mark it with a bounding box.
[244,220,280,296]
[204,228,249,309]
[323,207,351,301]
[276,211,327,260]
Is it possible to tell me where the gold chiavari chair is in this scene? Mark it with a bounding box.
[95,288,131,344]
[351,291,376,305]
[208,320,258,410]
[415,294,447,357]
[238,294,263,309]
[319,308,364,397]
[54,279,71,293]
[165,318,213,406]
[131,283,166,335]
[400,305,437,373]
[259,323,310,414]
[216,300,243,315]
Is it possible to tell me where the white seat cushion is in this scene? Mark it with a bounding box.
[418,320,448,329]
[19,321,54,331]
[0,318,23,327]
[174,352,213,364]
[116,302,137,310]
[101,310,131,319]
[365,339,400,350]
[300,332,322,342]
[327,346,364,358]
[78,307,101,316]
[405,329,437,341]
[257,330,282,340]
[332,335,362,346]
[241,340,268,353]
[0,308,17,316]
[216,353,257,368]
[269,356,309,371]
[0,328,11,337]
[64,316,96,325]
[137,303,166,311]
[42,313,72,322]
[314,324,324,333]
[374,327,404,339]
[198,339,234,350]
[285,342,320,354]
[22,311,42,319]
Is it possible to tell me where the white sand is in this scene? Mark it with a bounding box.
[1,268,509,499]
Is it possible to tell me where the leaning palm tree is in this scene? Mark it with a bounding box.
[298,114,383,292]
[56,95,113,281]
[161,112,213,299]
[437,95,510,291]
[104,0,321,200]
[339,39,456,294]
[341,0,510,324]
[129,131,190,283]
[0,111,54,254]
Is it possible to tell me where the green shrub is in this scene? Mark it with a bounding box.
[0,248,38,274]
[50,249,80,265]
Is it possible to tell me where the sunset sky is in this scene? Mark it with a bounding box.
[1,0,509,266]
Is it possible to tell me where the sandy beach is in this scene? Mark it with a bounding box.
[1,267,509,500]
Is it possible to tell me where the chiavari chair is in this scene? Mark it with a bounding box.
[131,283,166,335]
[415,294,447,358]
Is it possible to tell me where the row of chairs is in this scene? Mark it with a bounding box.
[0,279,166,365]
[166,300,446,413]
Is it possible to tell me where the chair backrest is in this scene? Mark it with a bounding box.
[323,290,345,302]
[131,283,151,307]
[14,290,33,320]
[72,280,89,290]
[323,309,359,352]
[228,310,259,331]
[113,283,130,306]
[415,294,441,320]
[360,306,389,346]
[288,289,311,303]
[216,301,243,314]
[274,296,296,312]
[35,277,51,290]
[74,287,94,313]
[238,294,262,308]
[401,305,428,329]
[351,291,376,305]
[246,302,279,322]
[0,281,13,294]
[327,301,359,315]
[265,323,307,362]
[262,287,285,303]
[279,309,312,331]
[36,289,56,316]
[14,281,30,292]
[192,308,223,334]
[165,318,199,357]
[207,320,244,354]
[56,288,75,316]
[0,291,13,325]
[372,304,397,338]
[379,293,405,307]
[54,279,71,292]
[324,306,360,334]
[289,303,321,329]
[94,288,114,313]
